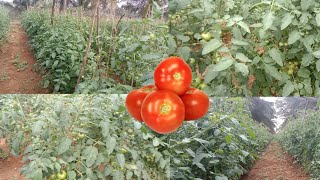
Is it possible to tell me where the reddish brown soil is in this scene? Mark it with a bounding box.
[0,20,48,94]
[0,139,25,180]
[241,141,309,180]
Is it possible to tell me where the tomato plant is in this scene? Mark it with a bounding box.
[141,90,185,134]
[278,108,320,179]
[0,95,170,179]
[0,6,9,42]
[168,0,320,96]
[126,85,157,121]
[21,9,169,94]
[180,87,210,120]
[154,56,192,95]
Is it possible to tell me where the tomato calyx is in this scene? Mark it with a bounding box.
[160,103,172,115]
[173,72,182,80]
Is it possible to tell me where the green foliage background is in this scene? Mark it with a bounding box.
[168,0,320,97]
[0,6,10,42]
[278,109,320,179]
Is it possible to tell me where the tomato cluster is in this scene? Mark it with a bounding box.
[126,57,210,134]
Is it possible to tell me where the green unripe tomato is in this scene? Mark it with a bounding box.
[189,58,196,64]
[150,34,155,40]
[289,64,295,69]
[56,170,67,180]
[78,133,85,139]
[279,42,283,46]
[201,32,213,41]
[49,174,56,180]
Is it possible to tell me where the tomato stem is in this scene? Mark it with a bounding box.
[160,104,171,114]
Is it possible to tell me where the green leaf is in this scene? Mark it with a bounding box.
[241,150,250,157]
[263,11,274,30]
[316,13,320,26]
[225,134,233,144]
[212,58,234,71]
[301,0,312,11]
[301,53,314,67]
[177,46,191,60]
[297,68,310,78]
[265,64,282,80]
[106,136,116,155]
[67,171,76,179]
[239,134,248,141]
[288,31,301,45]
[313,51,320,58]
[116,153,125,168]
[316,61,320,72]
[215,176,228,180]
[282,81,295,96]
[202,39,222,55]
[142,54,161,60]
[231,38,249,46]
[176,35,190,42]
[237,21,250,33]
[204,64,219,83]
[194,163,206,172]
[56,137,72,155]
[83,146,98,167]
[236,53,251,62]
[32,121,45,136]
[235,63,249,76]
[281,13,292,30]
[268,48,283,66]
[100,120,110,137]
[167,35,177,54]
[193,153,209,164]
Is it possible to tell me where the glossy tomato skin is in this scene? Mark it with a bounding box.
[126,85,157,121]
[141,90,185,134]
[154,57,192,95]
[180,88,210,121]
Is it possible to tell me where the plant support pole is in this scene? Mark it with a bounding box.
[76,3,99,86]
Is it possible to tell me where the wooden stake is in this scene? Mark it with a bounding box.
[76,3,99,86]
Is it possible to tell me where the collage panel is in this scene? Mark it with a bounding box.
[1,95,319,179]
[0,0,169,94]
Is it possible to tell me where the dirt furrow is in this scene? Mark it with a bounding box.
[241,141,309,180]
[0,20,48,94]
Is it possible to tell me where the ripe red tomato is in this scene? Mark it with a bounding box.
[125,85,157,121]
[141,90,185,134]
[180,88,210,120]
[154,56,192,95]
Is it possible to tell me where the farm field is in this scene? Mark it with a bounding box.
[1,95,319,179]
[0,1,168,94]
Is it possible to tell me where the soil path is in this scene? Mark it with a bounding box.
[0,20,48,94]
[0,139,25,180]
[241,141,309,180]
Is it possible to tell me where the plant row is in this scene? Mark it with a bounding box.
[21,10,168,93]
[0,95,271,179]
[0,6,10,42]
[168,0,320,96]
[278,109,320,179]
